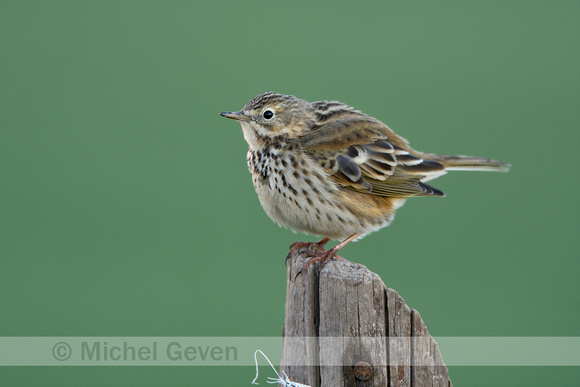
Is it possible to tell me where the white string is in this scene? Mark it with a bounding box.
[252,350,311,387]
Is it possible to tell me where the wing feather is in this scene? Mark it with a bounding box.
[302,112,446,197]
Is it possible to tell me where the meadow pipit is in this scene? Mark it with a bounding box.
[221,92,509,274]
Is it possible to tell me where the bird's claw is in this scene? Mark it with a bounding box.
[293,249,343,281]
[286,238,330,263]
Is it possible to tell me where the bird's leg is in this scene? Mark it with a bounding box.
[286,237,330,262]
[295,233,360,279]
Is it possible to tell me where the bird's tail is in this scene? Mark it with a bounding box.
[437,155,511,172]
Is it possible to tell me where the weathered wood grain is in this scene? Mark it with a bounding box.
[281,250,452,387]
[411,309,451,386]
[280,253,320,386]
[387,287,412,387]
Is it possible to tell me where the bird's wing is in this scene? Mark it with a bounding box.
[301,115,446,197]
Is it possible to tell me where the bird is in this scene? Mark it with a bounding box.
[220,92,509,275]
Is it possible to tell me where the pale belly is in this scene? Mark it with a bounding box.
[248,149,405,240]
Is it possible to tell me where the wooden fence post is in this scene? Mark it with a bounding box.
[281,250,452,387]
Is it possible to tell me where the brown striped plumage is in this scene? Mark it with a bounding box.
[221,92,509,274]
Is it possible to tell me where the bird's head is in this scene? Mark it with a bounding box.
[220,92,314,147]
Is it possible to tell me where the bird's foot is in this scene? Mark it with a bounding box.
[290,233,360,280]
[286,237,330,262]
[294,248,345,280]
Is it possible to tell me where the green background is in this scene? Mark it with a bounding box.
[1,1,578,385]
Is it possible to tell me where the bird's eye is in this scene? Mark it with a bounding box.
[263,110,274,120]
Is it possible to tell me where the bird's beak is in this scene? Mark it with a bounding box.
[220,111,249,122]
